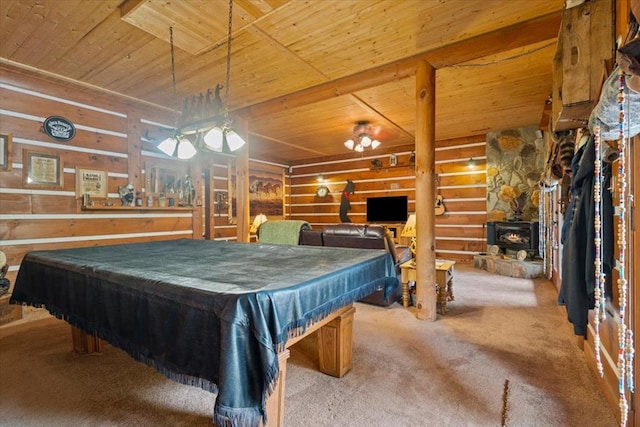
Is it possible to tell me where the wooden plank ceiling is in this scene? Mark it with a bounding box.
[0,0,563,164]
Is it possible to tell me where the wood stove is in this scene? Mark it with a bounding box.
[487,221,539,256]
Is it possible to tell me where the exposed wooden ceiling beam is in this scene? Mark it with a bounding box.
[239,12,561,119]
[249,131,327,156]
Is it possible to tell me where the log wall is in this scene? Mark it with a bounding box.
[287,135,487,262]
[0,64,195,323]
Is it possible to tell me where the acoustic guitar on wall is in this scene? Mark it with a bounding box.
[435,194,446,216]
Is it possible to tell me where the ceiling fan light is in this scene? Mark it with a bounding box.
[176,137,197,160]
[204,126,224,152]
[158,136,178,157]
[344,139,355,150]
[371,139,381,149]
[360,135,372,147]
[225,129,246,151]
[355,144,364,152]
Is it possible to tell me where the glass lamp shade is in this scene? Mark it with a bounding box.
[225,129,246,151]
[401,213,417,258]
[250,213,268,234]
[176,137,197,160]
[344,139,355,150]
[204,126,225,152]
[371,139,381,149]
[360,135,372,147]
[157,136,178,157]
[354,144,364,152]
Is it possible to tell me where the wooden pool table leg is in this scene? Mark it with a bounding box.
[266,305,355,425]
[317,305,355,378]
[265,349,290,427]
[71,326,102,354]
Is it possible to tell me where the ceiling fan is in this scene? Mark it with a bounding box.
[344,120,382,152]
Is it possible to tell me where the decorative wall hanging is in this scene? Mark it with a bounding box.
[43,116,76,142]
[588,67,636,427]
[0,132,11,171]
[612,70,634,427]
[23,150,63,189]
[75,168,108,199]
[228,165,284,224]
[339,180,355,223]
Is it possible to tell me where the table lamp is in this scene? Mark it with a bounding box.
[401,213,417,260]
[250,213,268,234]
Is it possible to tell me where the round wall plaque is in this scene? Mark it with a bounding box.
[43,116,76,142]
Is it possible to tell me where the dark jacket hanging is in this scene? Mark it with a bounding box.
[558,135,614,336]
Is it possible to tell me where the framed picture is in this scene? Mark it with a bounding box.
[0,133,11,171]
[76,167,108,199]
[227,164,285,225]
[23,150,64,189]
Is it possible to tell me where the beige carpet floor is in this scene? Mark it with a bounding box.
[0,264,617,426]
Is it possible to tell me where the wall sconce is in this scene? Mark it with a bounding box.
[467,158,477,169]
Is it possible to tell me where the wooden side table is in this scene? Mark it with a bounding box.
[399,260,456,314]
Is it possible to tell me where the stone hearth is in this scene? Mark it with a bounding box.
[473,254,544,279]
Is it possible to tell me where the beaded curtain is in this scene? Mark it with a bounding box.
[591,69,636,427]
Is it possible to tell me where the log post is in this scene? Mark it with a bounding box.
[235,116,250,242]
[414,60,437,321]
[126,113,143,194]
[190,152,203,239]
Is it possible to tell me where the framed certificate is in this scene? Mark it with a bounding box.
[23,150,63,189]
[76,167,108,199]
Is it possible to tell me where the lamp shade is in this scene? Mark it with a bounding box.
[360,135,372,147]
[250,213,268,234]
[371,139,381,149]
[344,139,355,150]
[225,129,246,151]
[176,137,197,160]
[157,136,178,157]
[401,214,416,237]
[204,126,225,152]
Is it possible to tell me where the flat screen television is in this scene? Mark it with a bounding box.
[366,195,408,223]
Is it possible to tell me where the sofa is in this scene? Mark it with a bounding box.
[300,224,411,307]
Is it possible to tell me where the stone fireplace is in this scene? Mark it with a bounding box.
[486,126,545,222]
[475,221,543,279]
[487,221,540,257]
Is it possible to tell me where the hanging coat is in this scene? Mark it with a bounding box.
[558,135,614,336]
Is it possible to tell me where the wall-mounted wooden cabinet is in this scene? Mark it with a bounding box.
[552,0,614,131]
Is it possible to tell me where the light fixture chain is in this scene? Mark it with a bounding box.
[169,26,177,110]
[224,0,234,107]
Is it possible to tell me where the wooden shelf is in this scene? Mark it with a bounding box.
[81,205,194,212]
